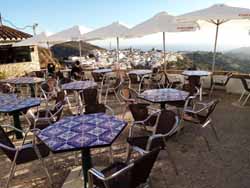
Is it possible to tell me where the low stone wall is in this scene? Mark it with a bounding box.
[0,46,40,79]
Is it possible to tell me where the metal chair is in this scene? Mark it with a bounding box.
[128,73,142,92]
[88,148,161,188]
[127,109,179,175]
[40,78,58,107]
[119,86,139,119]
[238,77,250,106]
[182,99,220,151]
[0,125,52,188]
[25,91,65,130]
[103,75,123,105]
[209,72,232,97]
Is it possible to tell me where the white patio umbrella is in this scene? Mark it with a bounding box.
[82,22,130,64]
[178,4,250,71]
[126,12,199,69]
[48,25,91,57]
[13,32,50,48]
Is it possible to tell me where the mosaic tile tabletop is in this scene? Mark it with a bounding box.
[182,70,211,77]
[138,88,189,103]
[62,81,97,91]
[92,69,112,74]
[0,93,40,113]
[128,69,152,75]
[37,113,127,153]
[0,77,45,84]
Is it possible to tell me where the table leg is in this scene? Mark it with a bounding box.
[81,148,92,188]
[12,112,23,139]
[29,84,35,97]
[160,103,166,109]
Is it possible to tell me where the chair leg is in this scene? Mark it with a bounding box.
[34,146,53,188]
[122,105,128,120]
[114,91,122,104]
[210,123,220,142]
[209,84,214,98]
[125,144,132,163]
[104,90,109,105]
[6,161,17,188]
[109,146,114,164]
[238,90,245,103]
[242,93,250,106]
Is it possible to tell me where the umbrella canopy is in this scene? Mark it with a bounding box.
[48,25,91,43]
[82,22,130,64]
[178,4,250,71]
[82,22,129,41]
[127,12,199,68]
[127,12,198,37]
[48,25,91,57]
[13,32,50,47]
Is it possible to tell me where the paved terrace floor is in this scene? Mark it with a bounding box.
[0,90,250,188]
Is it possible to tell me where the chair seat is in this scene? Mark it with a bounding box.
[127,136,165,151]
[93,162,130,188]
[15,143,50,164]
[183,113,207,124]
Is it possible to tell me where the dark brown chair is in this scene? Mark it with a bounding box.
[127,110,179,175]
[128,103,159,130]
[182,99,220,151]
[0,125,52,188]
[81,88,114,115]
[92,71,104,83]
[209,72,233,97]
[238,77,250,106]
[88,148,161,188]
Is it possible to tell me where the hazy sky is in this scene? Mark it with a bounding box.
[1,0,250,51]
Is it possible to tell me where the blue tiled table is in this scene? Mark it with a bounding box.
[0,93,40,138]
[92,68,112,74]
[138,88,189,109]
[38,113,127,188]
[0,76,45,97]
[128,69,152,76]
[62,80,97,91]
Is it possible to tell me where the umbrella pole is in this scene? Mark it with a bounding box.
[79,40,82,60]
[163,32,166,71]
[212,22,219,72]
[116,37,120,64]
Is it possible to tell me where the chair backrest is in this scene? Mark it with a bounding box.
[128,73,140,84]
[203,100,219,120]
[240,78,250,92]
[84,104,106,114]
[130,148,161,188]
[40,82,53,93]
[0,83,14,93]
[129,103,149,122]
[82,88,98,105]
[0,126,16,161]
[92,72,103,82]
[120,86,138,102]
[52,91,66,121]
[154,110,178,135]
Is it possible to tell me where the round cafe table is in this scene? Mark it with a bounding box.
[37,113,127,188]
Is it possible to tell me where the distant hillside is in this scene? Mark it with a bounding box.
[51,41,105,60]
[226,47,250,60]
[182,51,250,73]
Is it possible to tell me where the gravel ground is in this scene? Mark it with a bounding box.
[1,90,250,188]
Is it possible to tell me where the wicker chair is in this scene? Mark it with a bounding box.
[182,99,220,151]
[0,125,52,188]
[88,148,161,188]
[127,110,179,175]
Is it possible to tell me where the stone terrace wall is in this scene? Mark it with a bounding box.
[0,46,40,79]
